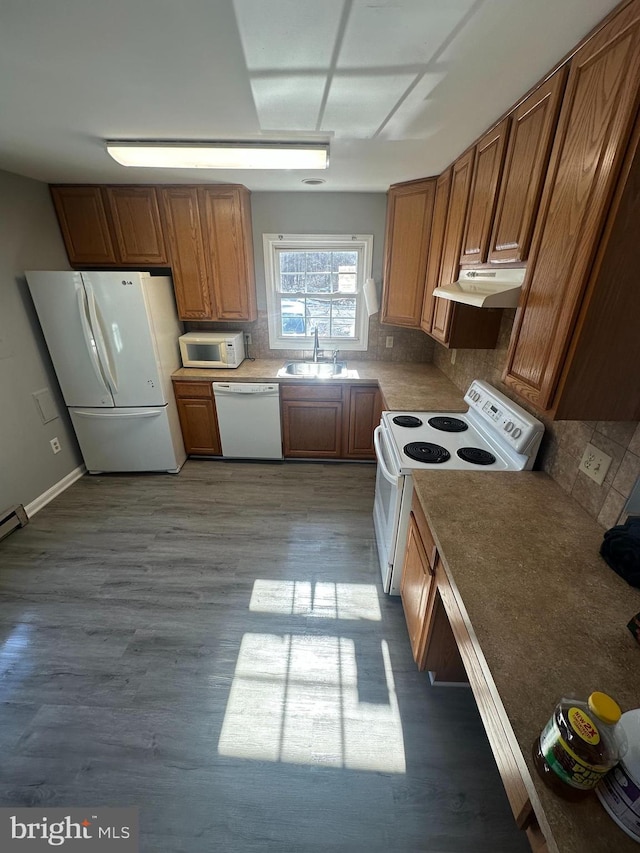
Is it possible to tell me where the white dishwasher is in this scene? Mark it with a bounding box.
[212,382,283,459]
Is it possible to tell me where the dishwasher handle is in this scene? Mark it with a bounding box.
[212,382,279,396]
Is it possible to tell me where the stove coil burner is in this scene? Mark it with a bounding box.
[428,416,468,433]
[404,442,451,464]
[457,447,496,466]
[393,415,423,428]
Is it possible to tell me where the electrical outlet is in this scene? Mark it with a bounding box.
[244,333,252,346]
[385,336,394,348]
[579,442,612,486]
[450,349,457,365]
[50,437,61,454]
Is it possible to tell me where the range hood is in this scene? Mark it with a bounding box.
[433,268,526,308]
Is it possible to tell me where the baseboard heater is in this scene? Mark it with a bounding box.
[0,505,29,542]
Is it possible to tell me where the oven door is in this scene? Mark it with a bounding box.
[373,424,405,594]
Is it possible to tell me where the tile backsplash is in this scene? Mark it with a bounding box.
[186,310,434,363]
[432,310,640,529]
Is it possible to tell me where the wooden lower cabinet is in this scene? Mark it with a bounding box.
[400,495,466,681]
[172,380,221,456]
[343,385,382,459]
[404,491,547,851]
[281,385,343,458]
[282,383,381,460]
[400,509,437,667]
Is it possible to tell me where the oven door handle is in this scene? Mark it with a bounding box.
[374,426,400,485]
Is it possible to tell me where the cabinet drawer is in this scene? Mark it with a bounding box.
[172,381,213,399]
[280,384,343,402]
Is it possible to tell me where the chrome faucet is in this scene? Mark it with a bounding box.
[312,326,320,362]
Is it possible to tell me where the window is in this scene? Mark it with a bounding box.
[263,234,373,351]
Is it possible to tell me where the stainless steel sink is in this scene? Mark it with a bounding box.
[283,360,347,378]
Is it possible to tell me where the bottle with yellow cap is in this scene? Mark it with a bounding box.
[532,692,628,801]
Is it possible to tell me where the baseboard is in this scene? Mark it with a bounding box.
[24,464,86,518]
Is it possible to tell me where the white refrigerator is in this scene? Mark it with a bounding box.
[26,270,187,474]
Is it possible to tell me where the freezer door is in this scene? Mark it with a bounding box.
[25,271,114,407]
[82,272,166,406]
[69,406,182,473]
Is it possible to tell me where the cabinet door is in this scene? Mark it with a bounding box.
[421,169,452,333]
[344,385,382,459]
[400,512,435,666]
[160,188,212,319]
[282,400,343,458]
[504,2,640,412]
[199,187,257,322]
[105,186,168,265]
[431,149,475,343]
[488,70,567,264]
[381,178,436,327]
[50,186,117,266]
[173,382,221,455]
[460,117,510,265]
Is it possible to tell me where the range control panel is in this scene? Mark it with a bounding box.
[465,380,544,456]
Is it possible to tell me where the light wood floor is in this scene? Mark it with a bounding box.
[0,460,528,852]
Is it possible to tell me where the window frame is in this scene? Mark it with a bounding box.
[263,233,373,351]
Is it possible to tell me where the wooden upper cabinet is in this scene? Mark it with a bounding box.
[160,186,257,322]
[488,69,567,264]
[50,186,117,265]
[460,117,510,265]
[421,168,452,333]
[504,0,640,419]
[160,187,212,319]
[430,149,475,343]
[381,178,436,327]
[198,186,257,322]
[105,186,167,265]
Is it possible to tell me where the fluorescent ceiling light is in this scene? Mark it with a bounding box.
[106,141,329,170]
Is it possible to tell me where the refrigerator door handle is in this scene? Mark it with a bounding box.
[85,285,119,394]
[76,287,111,396]
[72,409,164,419]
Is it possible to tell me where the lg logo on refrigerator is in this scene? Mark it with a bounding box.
[121,280,134,286]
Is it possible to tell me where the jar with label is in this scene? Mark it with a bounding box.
[532,692,627,801]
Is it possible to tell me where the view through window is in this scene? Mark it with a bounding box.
[264,234,373,351]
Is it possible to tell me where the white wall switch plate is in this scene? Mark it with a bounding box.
[385,336,393,348]
[579,442,612,486]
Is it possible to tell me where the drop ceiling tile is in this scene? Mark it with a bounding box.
[338,0,477,68]
[234,0,345,70]
[321,73,417,137]
[251,75,327,130]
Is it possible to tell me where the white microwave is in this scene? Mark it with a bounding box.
[179,331,246,369]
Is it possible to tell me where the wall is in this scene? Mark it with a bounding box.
[0,169,82,513]
[188,191,434,364]
[432,312,640,529]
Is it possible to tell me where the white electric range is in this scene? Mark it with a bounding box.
[373,380,544,594]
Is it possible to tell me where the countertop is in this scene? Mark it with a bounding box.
[412,469,640,853]
[172,359,467,412]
